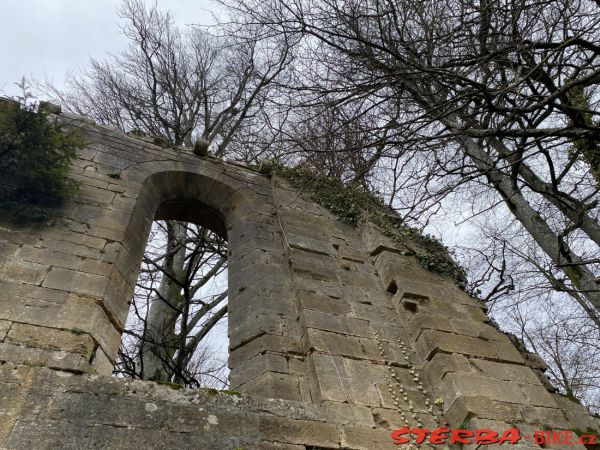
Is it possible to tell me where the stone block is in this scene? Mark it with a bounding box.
[424,352,472,386]
[308,373,349,403]
[0,240,20,264]
[0,260,48,285]
[16,246,82,271]
[307,359,381,406]
[340,284,388,306]
[109,194,137,214]
[301,309,371,338]
[287,247,338,281]
[523,352,549,370]
[67,203,131,233]
[297,291,352,315]
[60,293,122,361]
[75,184,116,206]
[285,232,332,256]
[229,313,286,350]
[307,352,350,380]
[279,207,332,232]
[0,281,67,313]
[229,352,291,388]
[415,329,524,364]
[39,227,108,250]
[0,383,23,443]
[349,302,396,324]
[34,233,106,260]
[259,416,341,447]
[338,269,383,293]
[376,379,432,414]
[469,359,541,385]
[42,266,131,329]
[90,346,114,375]
[337,244,367,264]
[229,334,302,368]
[440,373,530,409]
[228,284,297,324]
[42,267,108,298]
[551,394,600,433]
[321,401,375,428]
[0,342,90,373]
[0,320,11,342]
[6,323,95,358]
[359,221,403,255]
[78,258,113,277]
[293,273,343,299]
[239,372,303,401]
[303,329,372,361]
[444,396,524,425]
[342,426,399,449]
[343,356,385,382]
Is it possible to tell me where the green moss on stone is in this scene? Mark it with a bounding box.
[155,380,184,390]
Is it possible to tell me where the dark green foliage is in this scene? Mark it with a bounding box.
[567,86,600,185]
[274,163,467,283]
[277,164,367,225]
[0,98,81,221]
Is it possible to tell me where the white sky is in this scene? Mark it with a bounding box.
[0,0,215,97]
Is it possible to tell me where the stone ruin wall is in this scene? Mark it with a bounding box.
[0,111,598,449]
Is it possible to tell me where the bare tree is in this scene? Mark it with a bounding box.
[223,0,600,323]
[218,0,600,410]
[46,0,292,385]
[458,215,600,412]
[511,295,600,413]
[114,221,229,387]
[49,0,291,151]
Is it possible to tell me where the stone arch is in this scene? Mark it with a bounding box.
[102,163,291,392]
[117,168,247,294]
[112,170,241,384]
[0,121,300,396]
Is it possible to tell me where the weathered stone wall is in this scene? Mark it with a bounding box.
[0,112,598,449]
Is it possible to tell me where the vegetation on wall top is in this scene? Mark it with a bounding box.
[272,163,467,284]
[0,96,82,221]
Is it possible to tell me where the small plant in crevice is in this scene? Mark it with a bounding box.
[0,90,82,222]
[272,163,467,283]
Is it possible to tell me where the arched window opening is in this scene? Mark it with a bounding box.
[114,219,229,389]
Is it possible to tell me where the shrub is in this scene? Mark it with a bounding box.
[0,98,81,221]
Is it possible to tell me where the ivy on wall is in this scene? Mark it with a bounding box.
[271,163,467,284]
[0,98,81,221]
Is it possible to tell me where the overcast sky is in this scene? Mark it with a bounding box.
[0,0,215,97]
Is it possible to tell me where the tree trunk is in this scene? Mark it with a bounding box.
[139,221,187,381]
